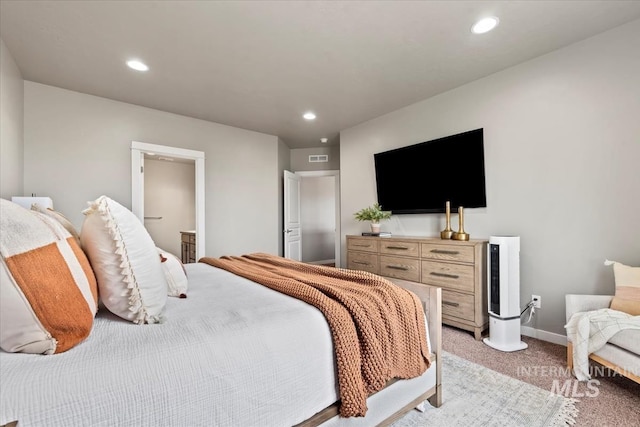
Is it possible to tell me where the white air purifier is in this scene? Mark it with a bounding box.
[483,235,528,352]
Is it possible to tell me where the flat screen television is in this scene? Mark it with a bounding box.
[374,128,486,214]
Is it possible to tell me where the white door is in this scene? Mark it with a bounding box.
[284,170,301,260]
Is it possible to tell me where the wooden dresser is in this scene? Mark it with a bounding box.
[180,231,196,263]
[346,235,488,340]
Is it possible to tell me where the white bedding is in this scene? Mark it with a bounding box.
[0,262,431,426]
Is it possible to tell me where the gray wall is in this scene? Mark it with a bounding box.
[291,146,340,171]
[301,175,335,263]
[0,38,24,199]
[340,20,640,336]
[24,82,280,258]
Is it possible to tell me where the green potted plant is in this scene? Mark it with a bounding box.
[354,203,392,233]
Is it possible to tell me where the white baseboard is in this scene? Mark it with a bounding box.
[521,326,567,347]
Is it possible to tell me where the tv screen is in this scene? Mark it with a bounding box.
[374,128,486,214]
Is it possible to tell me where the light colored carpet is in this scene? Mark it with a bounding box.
[440,325,640,426]
[393,352,578,426]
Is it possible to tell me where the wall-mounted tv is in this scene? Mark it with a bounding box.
[374,128,486,214]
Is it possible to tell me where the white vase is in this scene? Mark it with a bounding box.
[370,223,381,233]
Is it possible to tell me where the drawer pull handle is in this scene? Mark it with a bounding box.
[430,249,460,255]
[353,244,371,248]
[430,272,460,279]
[353,261,370,266]
[387,246,410,250]
[387,265,409,271]
[443,301,460,307]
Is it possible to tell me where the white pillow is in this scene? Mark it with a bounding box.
[605,259,640,316]
[157,247,188,298]
[80,195,167,324]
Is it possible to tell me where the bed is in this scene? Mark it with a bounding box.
[0,197,442,426]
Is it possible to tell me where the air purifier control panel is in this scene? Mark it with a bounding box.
[490,243,500,315]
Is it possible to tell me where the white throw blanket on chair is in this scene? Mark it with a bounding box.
[565,308,640,381]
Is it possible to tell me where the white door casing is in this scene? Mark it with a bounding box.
[131,141,206,260]
[284,170,301,261]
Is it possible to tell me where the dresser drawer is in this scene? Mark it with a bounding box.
[347,251,379,274]
[442,289,475,322]
[380,240,420,257]
[421,260,474,292]
[347,238,379,253]
[380,255,420,282]
[421,243,474,264]
[347,234,487,340]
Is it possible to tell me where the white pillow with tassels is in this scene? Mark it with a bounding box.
[80,195,167,324]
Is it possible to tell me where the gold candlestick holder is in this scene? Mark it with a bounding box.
[452,206,470,241]
[440,201,453,239]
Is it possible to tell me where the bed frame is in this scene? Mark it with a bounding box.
[298,282,442,426]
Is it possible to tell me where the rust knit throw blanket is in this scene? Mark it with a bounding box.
[199,253,430,418]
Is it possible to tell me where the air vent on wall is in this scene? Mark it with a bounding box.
[308,154,329,163]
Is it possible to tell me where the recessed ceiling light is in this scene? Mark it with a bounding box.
[303,112,316,120]
[127,60,149,71]
[320,138,328,143]
[147,152,156,156]
[471,16,499,34]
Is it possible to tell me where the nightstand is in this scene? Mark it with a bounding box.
[180,231,196,263]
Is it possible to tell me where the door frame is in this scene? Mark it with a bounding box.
[131,141,206,260]
[295,170,341,267]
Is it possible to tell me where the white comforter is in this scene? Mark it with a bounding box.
[0,263,340,426]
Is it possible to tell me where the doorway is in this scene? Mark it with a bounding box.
[131,141,206,260]
[284,170,340,267]
[143,156,195,258]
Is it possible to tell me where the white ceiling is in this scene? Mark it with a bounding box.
[2,1,640,149]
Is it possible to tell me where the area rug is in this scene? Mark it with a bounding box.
[393,352,578,427]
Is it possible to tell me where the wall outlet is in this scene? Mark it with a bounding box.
[532,294,541,309]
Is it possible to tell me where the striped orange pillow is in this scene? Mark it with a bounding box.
[606,260,640,316]
[0,199,98,354]
[31,202,81,246]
